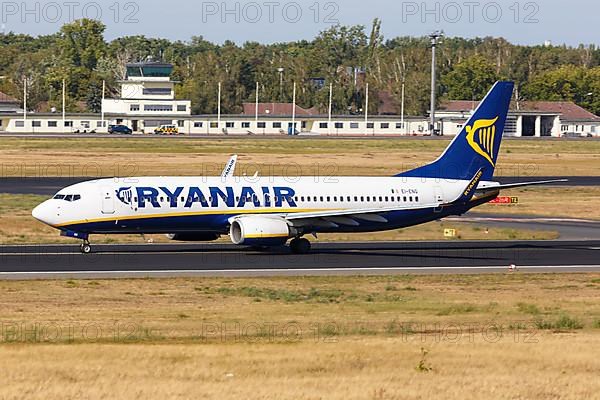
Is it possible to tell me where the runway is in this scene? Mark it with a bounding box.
[448,213,600,240]
[0,240,599,279]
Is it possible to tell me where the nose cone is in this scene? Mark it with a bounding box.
[32,201,55,226]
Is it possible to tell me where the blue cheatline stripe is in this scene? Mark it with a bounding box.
[58,204,472,235]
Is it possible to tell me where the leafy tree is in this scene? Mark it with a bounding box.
[523,66,600,115]
[0,20,598,115]
[58,19,107,69]
[86,80,103,113]
[442,54,499,100]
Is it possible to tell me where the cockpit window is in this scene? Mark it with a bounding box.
[53,194,82,202]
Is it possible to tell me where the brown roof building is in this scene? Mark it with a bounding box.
[242,102,321,116]
[0,90,21,113]
[438,100,600,137]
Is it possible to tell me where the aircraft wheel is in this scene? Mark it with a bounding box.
[290,238,311,254]
[80,243,92,254]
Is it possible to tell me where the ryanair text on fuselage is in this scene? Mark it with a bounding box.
[118,186,300,209]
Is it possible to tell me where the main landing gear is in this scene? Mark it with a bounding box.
[80,240,92,254]
[290,237,311,254]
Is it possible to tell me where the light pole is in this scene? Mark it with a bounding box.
[255,81,259,131]
[277,67,284,102]
[400,55,406,135]
[291,82,296,135]
[23,76,27,124]
[429,31,443,135]
[62,79,66,131]
[101,80,106,131]
[328,82,333,136]
[217,82,222,134]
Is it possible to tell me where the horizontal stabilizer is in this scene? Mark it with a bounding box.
[478,179,569,191]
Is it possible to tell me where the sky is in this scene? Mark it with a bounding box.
[0,0,597,46]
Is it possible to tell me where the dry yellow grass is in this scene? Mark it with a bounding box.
[1,137,599,177]
[0,275,600,399]
[0,275,599,343]
[0,335,599,400]
[477,186,600,220]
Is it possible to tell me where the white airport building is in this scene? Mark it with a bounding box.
[0,61,598,137]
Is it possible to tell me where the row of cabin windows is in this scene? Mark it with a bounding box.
[134,195,419,205]
[319,122,405,129]
[297,195,418,203]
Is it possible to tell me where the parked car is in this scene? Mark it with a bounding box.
[108,125,133,135]
[73,121,95,134]
[154,124,179,135]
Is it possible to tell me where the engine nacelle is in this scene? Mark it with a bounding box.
[230,216,293,247]
[166,233,220,242]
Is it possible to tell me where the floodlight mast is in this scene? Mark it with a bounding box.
[429,31,444,135]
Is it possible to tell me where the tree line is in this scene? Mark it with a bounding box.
[0,18,598,116]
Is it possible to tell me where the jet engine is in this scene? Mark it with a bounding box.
[229,216,295,247]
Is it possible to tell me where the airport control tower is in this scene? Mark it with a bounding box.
[102,60,191,133]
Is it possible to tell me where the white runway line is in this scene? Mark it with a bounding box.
[1,265,600,279]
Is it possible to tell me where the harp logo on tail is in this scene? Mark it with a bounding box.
[466,116,499,167]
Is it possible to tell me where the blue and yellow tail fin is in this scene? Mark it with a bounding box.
[397,81,514,181]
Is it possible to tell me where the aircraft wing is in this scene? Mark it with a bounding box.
[284,202,440,224]
[285,169,485,226]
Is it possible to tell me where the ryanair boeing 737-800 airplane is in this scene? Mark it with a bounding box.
[32,81,564,254]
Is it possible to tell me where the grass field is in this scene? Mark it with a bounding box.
[1,274,599,399]
[1,137,599,177]
[1,137,597,244]
[1,138,599,398]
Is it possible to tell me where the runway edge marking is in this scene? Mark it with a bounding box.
[1,265,600,279]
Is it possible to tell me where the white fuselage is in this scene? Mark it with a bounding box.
[32,176,474,234]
